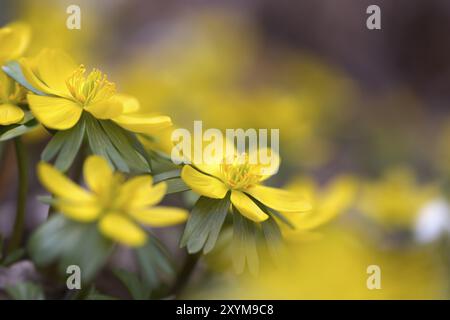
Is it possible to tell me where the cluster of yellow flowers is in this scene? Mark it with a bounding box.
[0,19,346,267]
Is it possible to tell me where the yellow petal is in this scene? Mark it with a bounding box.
[248,147,280,181]
[56,200,100,223]
[293,176,357,230]
[0,22,30,62]
[114,94,140,114]
[181,165,228,199]
[99,213,147,247]
[84,98,123,120]
[0,103,24,125]
[113,114,172,135]
[83,155,113,194]
[245,185,311,212]
[37,162,93,202]
[19,57,58,95]
[118,177,166,210]
[231,190,268,222]
[27,94,82,130]
[35,49,77,95]
[131,206,188,227]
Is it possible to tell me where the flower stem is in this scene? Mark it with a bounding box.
[169,252,201,297]
[7,137,28,254]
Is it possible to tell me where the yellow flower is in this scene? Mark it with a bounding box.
[0,71,28,125]
[0,22,31,126]
[358,167,438,228]
[281,175,358,237]
[19,49,172,132]
[38,155,188,247]
[0,22,30,64]
[181,148,311,222]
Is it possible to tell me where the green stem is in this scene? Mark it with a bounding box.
[169,252,201,297]
[7,137,28,254]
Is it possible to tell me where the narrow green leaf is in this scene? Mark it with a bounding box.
[180,194,231,254]
[0,118,38,142]
[100,120,150,173]
[113,269,151,300]
[2,62,46,95]
[165,178,190,194]
[85,114,129,172]
[232,207,259,275]
[153,169,181,183]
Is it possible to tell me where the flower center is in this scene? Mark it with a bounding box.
[220,153,262,190]
[98,173,126,213]
[66,65,116,105]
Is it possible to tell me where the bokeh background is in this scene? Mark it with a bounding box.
[1,0,450,299]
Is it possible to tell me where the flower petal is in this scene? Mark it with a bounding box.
[83,155,114,194]
[118,177,167,210]
[99,213,147,247]
[0,103,24,125]
[114,94,140,114]
[245,185,311,212]
[35,49,77,95]
[37,162,93,202]
[113,114,172,135]
[0,22,30,62]
[27,94,82,130]
[181,165,228,199]
[131,206,188,227]
[84,98,123,120]
[248,147,280,181]
[56,200,100,222]
[231,190,269,222]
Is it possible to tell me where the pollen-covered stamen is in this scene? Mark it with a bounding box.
[220,153,262,190]
[66,65,116,105]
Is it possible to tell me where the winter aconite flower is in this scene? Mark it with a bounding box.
[19,49,172,133]
[0,22,30,125]
[281,175,358,238]
[0,70,28,125]
[0,22,30,64]
[38,155,188,247]
[181,148,311,222]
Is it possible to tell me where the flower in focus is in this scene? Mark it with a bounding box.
[281,175,358,238]
[0,22,31,126]
[38,155,188,247]
[358,167,438,229]
[19,49,172,133]
[181,147,311,222]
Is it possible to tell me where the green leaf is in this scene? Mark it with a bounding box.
[136,237,176,292]
[2,62,46,95]
[2,248,25,266]
[232,207,260,275]
[85,114,129,172]
[180,194,231,254]
[153,169,181,183]
[5,282,45,300]
[100,120,150,173]
[28,215,114,282]
[165,178,190,194]
[261,217,283,263]
[41,117,85,171]
[113,268,151,300]
[0,118,38,142]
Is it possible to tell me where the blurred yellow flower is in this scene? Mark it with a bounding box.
[19,49,172,133]
[282,175,358,238]
[38,155,188,247]
[0,71,28,125]
[181,148,311,222]
[0,22,30,126]
[0,21,30,64]
[358,167,438,228]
